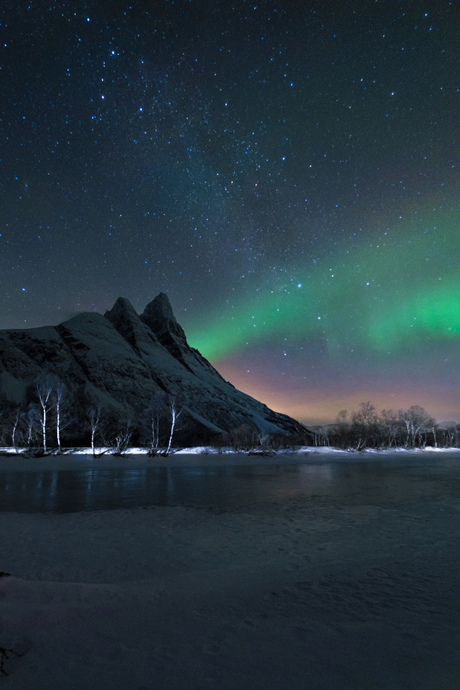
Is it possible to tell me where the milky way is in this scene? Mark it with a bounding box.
[1,1,459,423]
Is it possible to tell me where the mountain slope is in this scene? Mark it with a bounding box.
[0,294,312,443]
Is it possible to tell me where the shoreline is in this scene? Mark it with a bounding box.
[0,445,459,473]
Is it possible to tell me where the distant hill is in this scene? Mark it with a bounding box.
[0,293,312,445]
[438,421,459,430]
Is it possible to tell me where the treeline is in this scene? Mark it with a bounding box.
[1,378,458,454]
[0,375,184,455]
[317,401,460,450]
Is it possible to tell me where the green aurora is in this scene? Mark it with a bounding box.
[188,209,460,361]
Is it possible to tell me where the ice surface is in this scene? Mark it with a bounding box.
[1,454,459,689]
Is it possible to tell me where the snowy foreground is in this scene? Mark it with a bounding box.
[1,451,460,689]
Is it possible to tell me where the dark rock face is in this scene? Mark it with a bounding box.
[141,292,187,343]
[0,294,312,443]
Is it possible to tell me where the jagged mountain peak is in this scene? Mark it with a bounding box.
[149,292,173,317]
[104,296,140,331]
[105,296,138,320]
[141,292,186,342]
[104,296,161,353]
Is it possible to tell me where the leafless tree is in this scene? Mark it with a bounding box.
[380,409,399,447]
[54,379,69,452]
[35,376,56,453]
[398,405,432,448]
[443,423,459,448]
[142,392,165,455]
[429,419,439,448]
[225,423,257,451]
[350,402,380,449]
[87,403,103,454]
[352,401,378,427]
[106,417,133,455]
[26,403,39,447]
[10,408,23,451]
[165,395,182,455]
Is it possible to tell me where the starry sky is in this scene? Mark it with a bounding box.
[1,0,459,425]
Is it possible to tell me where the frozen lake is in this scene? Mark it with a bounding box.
[1,450,460,688]
[0,450,459,513]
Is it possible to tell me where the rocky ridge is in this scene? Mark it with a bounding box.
[0,294,312,443]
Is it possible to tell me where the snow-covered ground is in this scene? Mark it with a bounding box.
[0,445,459,474]
[1,443,458,461]
[1,452,460,689]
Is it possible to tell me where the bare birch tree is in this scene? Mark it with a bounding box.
[26,403,38,447]
[380,409,399,447]
[87,403,103,454]
[54,379,68,452]
[35,376,56,453]
[398,405,432,448]
[11,408,22,451]
[113,418,133,455]
[165,395,182,455]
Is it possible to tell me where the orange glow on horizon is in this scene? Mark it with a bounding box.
[215,360,460,426]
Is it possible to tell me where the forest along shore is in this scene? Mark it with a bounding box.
[0,445,459,471]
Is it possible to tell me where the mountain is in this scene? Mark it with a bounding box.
[0,294,312,444]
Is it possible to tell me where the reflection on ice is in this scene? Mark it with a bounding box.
[0,451,459,513]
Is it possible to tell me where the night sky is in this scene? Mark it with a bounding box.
[1,1,459,424]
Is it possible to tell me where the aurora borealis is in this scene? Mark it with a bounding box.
[189,208,460,359]
[187,205,460,423]
[1,1,459,424]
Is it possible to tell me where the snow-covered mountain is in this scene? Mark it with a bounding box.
[0,294,312,443]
